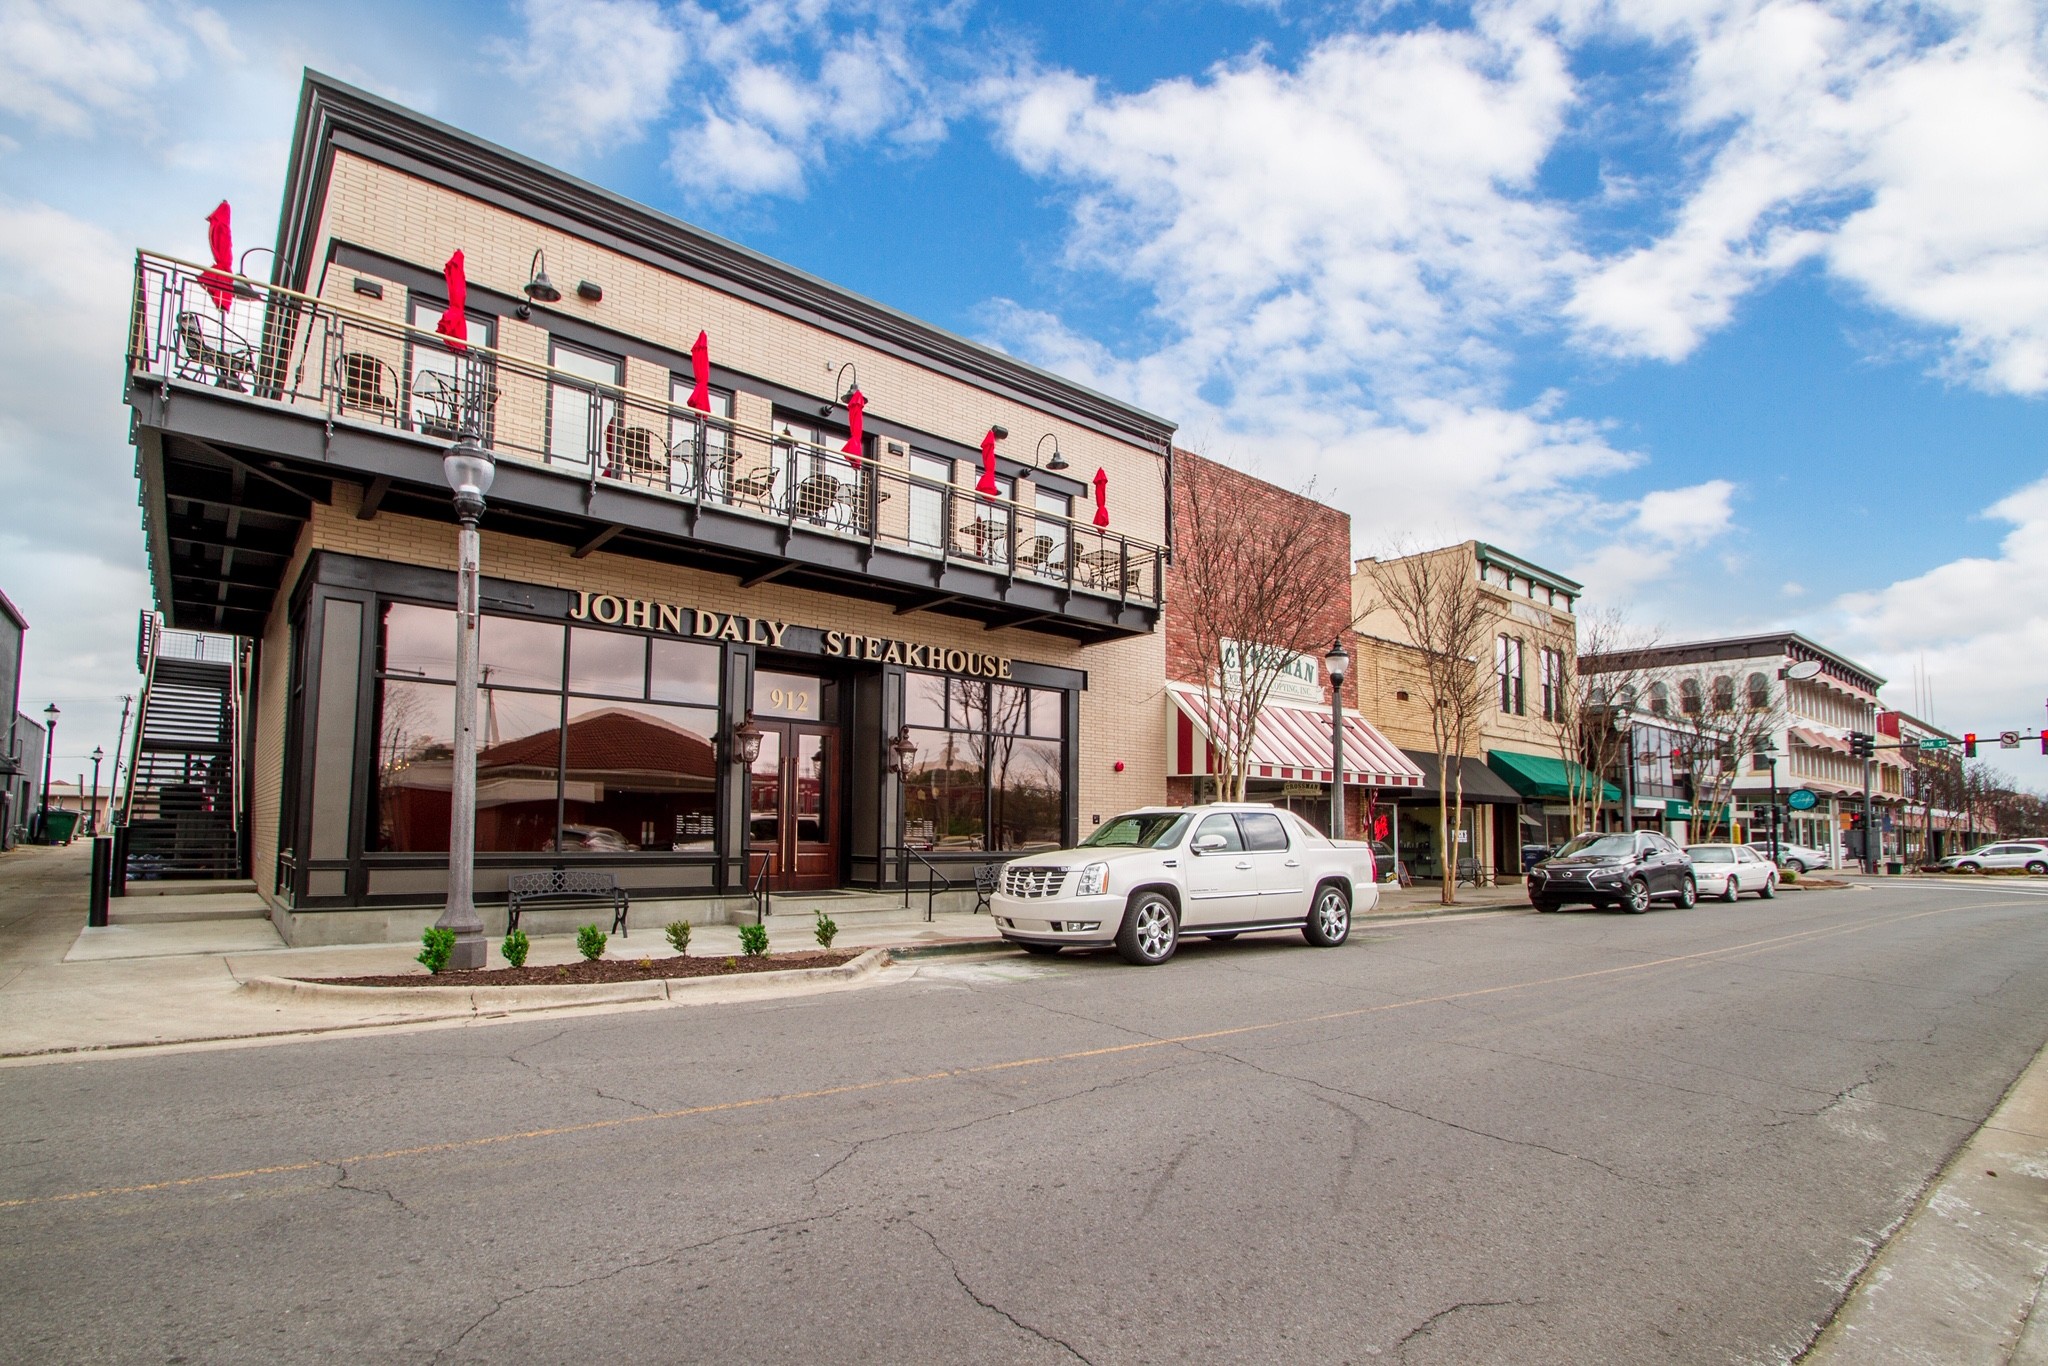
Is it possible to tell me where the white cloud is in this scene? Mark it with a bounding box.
[656,0,959,202]
[1830,469,2048,787]
[0,0,232,136]
[499,0,687,155]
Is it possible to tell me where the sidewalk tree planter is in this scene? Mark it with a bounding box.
[300,950,859,988]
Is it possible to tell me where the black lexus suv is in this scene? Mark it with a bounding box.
[1528,831,1697,914]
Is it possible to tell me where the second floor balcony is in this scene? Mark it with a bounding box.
[126,252,1165,642]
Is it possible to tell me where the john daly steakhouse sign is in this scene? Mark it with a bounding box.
[567,589,1018,678]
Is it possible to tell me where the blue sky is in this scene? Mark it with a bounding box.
[1,0,2045,795]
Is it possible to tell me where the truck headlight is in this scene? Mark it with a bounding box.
[1077,862,1110,896]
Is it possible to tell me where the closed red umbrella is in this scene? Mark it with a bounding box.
[1092,467,1110,527]
[687,330,710,410]
[200,201,235,312]
[976,428,1000,497]
[435,250,468,351]
[841,389,866,469]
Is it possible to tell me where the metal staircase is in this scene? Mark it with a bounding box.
[118,613,247,882]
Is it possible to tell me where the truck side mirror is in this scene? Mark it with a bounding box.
[1193,833,1227,854]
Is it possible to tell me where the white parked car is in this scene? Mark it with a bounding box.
[1687,844,1779,901]
[1746,839,1835,874]
[990,804,1380,965]
[1941,843,2048,875]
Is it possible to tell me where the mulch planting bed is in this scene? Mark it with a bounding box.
[302,950,862,988]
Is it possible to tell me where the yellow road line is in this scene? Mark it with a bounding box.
[0,901,2000,1213]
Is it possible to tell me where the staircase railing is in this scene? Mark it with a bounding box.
[116,611,160,831]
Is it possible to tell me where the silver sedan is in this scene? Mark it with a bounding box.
[1688,844,1780,901]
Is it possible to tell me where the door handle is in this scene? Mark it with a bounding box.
[1235,860,1253,870]
[1284,859,1300,868]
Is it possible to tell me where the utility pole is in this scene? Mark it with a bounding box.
[109,694,132,824]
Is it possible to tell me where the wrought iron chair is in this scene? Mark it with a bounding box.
[1018,534,1055,577]
[730,465,778,509]
[603,420,662,485]
[174,311,254,390]
[791,472,841,524]
[334,352,399,421]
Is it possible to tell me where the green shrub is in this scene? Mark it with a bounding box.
[1780,867,1801,885]
[417,926,456,974]
[501,927,530,968]
[814,910,839,949]
[664,919,693,955]
[724,956,738,970]
[738,922,769,956]
[576,924,608,961]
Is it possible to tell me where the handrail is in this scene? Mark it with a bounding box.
[748,849,772,924]
[127,251,1167,611]
[882,845,956,923]
[116,613,160,830]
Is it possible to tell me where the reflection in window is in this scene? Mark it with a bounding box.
[373,682,564,853]
[908,454,952,553]
[548,343,622,471]
[650,637,720,705]
[480,617,564,691]
[905,673,946,728]
[569,627,646,697]
[562,698,718,851]
[379,603,456,682]
[989,735,1062,849]
[474,687,567,851]
[373,679,454,852]
[904,730,986,851]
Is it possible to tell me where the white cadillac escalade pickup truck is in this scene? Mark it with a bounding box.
[990,804,1380,965]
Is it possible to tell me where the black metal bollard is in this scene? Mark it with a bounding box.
[88,837,111,928]
[110,826,128,899]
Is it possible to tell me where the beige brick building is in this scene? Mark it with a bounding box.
[125,73,1175,943]
[1351,541,1583,882]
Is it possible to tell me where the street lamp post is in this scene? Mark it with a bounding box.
[436,436,496,971]
[1753,738,1780,865]
[1325,638,1351,839]
[88,746,104,837]
[39,704,58,843]
[1611,706,1634,834]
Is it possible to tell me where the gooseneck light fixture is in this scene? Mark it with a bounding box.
[517,248,561,318]
[1033,433,1070,473]
[435,434,498,972]
[819,362,861,417]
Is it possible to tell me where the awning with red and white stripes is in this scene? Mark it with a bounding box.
[1167,683,1425,787]
[1789,726,1851,756]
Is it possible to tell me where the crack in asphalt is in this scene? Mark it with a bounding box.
[905,1214,1092,1363]
[1215,1049,1653,1187]
[804,1055,1202,1202]
[328,1161,411,1215]
[1394,1298,1531,1354]
[427,1204,856,1364]
[1138,1134,1199,1220]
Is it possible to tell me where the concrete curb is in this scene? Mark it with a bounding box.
[238,947,892,1014]
[1802,1037,2048,1364]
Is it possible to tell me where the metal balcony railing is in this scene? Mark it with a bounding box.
[128,252,1165,610]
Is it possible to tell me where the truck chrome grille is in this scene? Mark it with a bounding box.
[1003,866,1068,898]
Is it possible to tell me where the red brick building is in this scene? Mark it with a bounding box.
[1163,450,1421,836]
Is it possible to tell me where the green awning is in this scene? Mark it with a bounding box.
[1486,748,1620,802]
[1665,799,1691,820]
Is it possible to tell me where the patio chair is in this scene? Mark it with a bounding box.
[334,352,399,421]
[731,465,777,508]
[1018,534,1055,576]
[174,311,254,390]
[791,472,841,523]
[604,421,662,484]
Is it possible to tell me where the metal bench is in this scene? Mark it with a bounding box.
[973,862,1002,914]
[505,869,630,936]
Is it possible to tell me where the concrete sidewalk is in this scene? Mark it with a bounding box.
[0,846,1527,1058]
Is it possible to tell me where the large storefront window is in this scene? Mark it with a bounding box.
[371,604,720,854]
[903,673,1065,852]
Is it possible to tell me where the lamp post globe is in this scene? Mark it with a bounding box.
[89,746,104,837]
[1324,638,1351,839]
[435,437,497,971]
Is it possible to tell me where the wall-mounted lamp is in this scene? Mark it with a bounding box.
[577,280,603,302]
[1032,433,1070,472]
[819,361,861,417]
[886,724,919,775]
[518,249,561,318]
[730,711,764,767]
[990,425,1010,440]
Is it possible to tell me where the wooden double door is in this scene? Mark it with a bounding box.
[746,717,840,892]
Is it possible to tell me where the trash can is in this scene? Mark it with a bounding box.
[33,809,79,845]
[1886,859,1904,876]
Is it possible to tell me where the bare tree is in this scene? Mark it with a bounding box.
[1175,458,1342,803]
[1655,669,1786,840]
[1567,611,1661,834]
[1357,544,1493,905]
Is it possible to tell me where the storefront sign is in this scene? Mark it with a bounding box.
[1219,637,1322,704]
[1787,788,1817,811]
[565,589,1013,678]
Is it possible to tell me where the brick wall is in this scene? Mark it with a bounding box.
[1163,448,1355,709]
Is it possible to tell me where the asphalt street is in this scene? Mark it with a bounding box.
[5,880,2048,1364]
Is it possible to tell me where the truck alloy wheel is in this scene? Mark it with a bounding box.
[1116,892,1179,965]
[1304,883,1350,947]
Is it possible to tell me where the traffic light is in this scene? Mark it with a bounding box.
[1965,732,1978,757]
[1848,731,1874,759]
